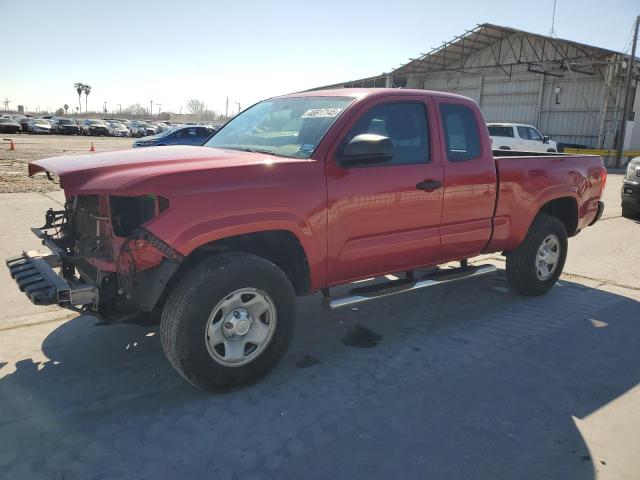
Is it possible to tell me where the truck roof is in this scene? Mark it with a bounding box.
[487,122,535,128]
[274,88,475,103]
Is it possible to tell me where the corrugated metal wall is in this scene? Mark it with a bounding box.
[405,34,624,149]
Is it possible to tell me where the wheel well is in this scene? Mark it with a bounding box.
[179,230,311,296]
[539,197,578,236]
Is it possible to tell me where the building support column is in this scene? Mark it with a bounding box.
[535,74,545,129]
[385,74,394,88]
[597,60,614,149]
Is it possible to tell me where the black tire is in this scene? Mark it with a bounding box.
[622,205,638,220]
[506,214,568,296]
[161,253,296,391]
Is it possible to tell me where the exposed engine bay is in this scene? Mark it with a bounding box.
[14,194,182,321]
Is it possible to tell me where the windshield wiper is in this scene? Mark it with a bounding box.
[236,148,279,156]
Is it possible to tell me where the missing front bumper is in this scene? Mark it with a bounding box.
[6,251,98,308]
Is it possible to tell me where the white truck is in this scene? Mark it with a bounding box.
[488,123,558,153]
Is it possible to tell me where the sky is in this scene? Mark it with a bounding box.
[1,0,638,115]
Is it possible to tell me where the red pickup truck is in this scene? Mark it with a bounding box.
[7,89,606,390]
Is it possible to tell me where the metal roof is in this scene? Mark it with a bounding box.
[393,23,634,76]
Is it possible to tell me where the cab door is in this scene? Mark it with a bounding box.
[517,125,545,152]
[326,98,444,285]
[434,98,497,260]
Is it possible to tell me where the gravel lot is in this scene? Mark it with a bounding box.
[0,133,132,193]
[0,139,637,479]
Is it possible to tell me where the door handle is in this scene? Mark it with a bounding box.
[416,179,442,192]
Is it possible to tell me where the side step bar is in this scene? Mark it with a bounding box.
[322,264,498,310]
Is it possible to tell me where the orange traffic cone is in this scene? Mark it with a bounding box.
[89,142,95,152]
[9,139,15,151]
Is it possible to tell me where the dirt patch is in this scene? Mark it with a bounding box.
[0,134,133,193]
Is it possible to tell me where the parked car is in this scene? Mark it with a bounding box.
[27,118,52,134]
[147,122,170,134]
[0,117,22,133]
[17,117,31,132]
[129,121,157,138]
[51,118,80,135]
[80,119,109,136]
[10,88,606,391]
[488,123,558,153]
[133,125,215,147]
[621,156,640,219]
[107,122,131,137]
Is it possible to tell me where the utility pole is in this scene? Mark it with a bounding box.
[103,101,107,115]
[617,15,639,167]
[150,100,154,117]
[2,97,9,111]
[235,102,241,115]
[548,0,557,37]
[225,96,229,117]
[157,104,162,115]
[117,104,122,114]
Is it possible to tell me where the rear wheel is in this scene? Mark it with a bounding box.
[161,253,296,391]
[506,214,568,296]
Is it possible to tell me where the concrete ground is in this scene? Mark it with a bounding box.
[0,174,638,479]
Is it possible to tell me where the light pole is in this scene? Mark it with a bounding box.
[150,100,154,118]
[157,104,162,116]
[235,102,241,115]
[116,104,121,114]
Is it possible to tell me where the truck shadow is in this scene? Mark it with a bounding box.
[0,271,638,479]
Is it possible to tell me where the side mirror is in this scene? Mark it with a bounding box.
[542,136,550,144]
[339,134,394,166]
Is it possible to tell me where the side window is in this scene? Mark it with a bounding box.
[487,126,514,138]
[342,102,429,165]
[527,127,543,141]
[173,129,184,138]
[517,126,529,140]
[439,103,481,162]
[196,127,211,137]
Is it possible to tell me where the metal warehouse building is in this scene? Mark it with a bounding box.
[315,24,640,153]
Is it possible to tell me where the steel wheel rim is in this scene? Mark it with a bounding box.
[535,234,561,281]
[205,287,277,367]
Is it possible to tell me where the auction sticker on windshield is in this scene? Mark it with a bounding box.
[301,108,343,118]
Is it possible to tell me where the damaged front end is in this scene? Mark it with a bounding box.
[6,194,182,321]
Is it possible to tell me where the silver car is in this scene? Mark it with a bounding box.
[27,118,52,134]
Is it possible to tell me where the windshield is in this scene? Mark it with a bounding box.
[34,119,49,125]
[205,96,354,158]
[90,120,106,126]
[58,119,75,125]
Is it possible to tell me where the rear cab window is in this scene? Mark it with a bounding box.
[488,126,514,138]
[439,103,481,162]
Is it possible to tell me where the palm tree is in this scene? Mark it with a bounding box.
[63,104,69,115]
[83,84,92,113]
[74,83,84,113]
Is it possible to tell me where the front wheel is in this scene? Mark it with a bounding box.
[160,253,296,391]
[506,214,568,296]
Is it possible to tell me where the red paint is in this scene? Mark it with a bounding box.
[29,89,606,292]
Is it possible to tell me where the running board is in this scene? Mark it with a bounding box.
[322,264,498,310]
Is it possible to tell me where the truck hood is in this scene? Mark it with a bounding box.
[29,145,285,195]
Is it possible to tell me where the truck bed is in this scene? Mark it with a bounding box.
[487,152,605,252]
